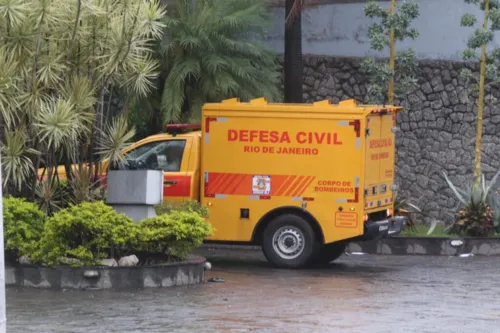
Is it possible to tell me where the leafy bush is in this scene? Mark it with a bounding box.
[32,201,137,266]
[155,200,209,218]
[135,210,212,262]
[443,171,500,237]
[3,197,46,258]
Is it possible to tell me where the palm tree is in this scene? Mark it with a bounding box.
[157,0,281,123]
[284,0,303,103]
[0,0,166,209]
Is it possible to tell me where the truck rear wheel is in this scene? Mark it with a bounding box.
[262,214,319,269]
[311,242,347,265]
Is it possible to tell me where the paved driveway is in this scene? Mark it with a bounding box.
[7,248,500,332]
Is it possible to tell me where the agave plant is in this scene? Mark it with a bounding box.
[443,170,500,237]
[488,193,500,233]
[394,191,422,232]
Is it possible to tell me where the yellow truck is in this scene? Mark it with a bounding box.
[45,97,406,268]
[105,97,406,268]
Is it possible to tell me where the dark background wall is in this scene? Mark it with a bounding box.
[297,55,500,224]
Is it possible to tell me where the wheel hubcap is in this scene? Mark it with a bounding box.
[272,226,305,260]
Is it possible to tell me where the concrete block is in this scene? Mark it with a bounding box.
[106,170,163,205]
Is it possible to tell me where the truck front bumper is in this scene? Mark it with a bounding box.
[361,215,406,241]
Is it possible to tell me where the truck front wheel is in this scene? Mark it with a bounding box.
[262,214,319,269]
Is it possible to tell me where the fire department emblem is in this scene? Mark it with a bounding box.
[252,175,271,195]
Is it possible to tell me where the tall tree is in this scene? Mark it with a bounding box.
[361,0,420,104]
[156,0,280,123]
[460,0,500,185]
[284,0,303,103]
[0,0,166,206]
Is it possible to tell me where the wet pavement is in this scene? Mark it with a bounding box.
[7,247,500,332]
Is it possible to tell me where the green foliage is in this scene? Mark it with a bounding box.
[155,200,210,218]
[157,0,281,123]
[135,210,212,261]
[361,0,420,103]
[6,198,213,266]
[443,170,500,236]
[364,0,419,50]
[1,130,39,191]
[456,198,495,236]
[97,116,136,169]
[460,0,500,83]
[461,13,478,27]
[31,201,136,266]
[3,197,46,257]
[0,0,166,198]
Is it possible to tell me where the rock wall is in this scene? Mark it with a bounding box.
[300,55,500,225]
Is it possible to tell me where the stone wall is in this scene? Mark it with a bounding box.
[300,55,500,225]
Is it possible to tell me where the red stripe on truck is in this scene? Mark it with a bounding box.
[204,173,316,197]
[205,117,217,133]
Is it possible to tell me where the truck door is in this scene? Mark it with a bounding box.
[124,138,193,203]
[364,113,395,210]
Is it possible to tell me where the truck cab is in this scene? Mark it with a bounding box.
[116,129,203,204]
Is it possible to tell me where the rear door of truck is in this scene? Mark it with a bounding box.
[364,112,396,213]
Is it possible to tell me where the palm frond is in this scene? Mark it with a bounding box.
[60,75,96,110]
[18,84,50,121]
[37,53,67,87]
[122,56,160,97]
[34,98,80,150]
[0,46,20,127]
[138,0,167,40]
[159,0,279,122]
[97,116,136,167]
[0,0,28,29]
[0,129,39,189]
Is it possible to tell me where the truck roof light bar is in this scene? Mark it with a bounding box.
[165,123,201,136]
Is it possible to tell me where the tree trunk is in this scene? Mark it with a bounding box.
[284,0,303,103]
[475,0,489,186]
[388,0,395,105]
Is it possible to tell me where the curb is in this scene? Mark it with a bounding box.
[6,255,207,290]
[203,237,500,256]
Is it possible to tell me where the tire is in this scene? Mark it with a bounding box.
[312,242,347,265]
[262,214,319,269]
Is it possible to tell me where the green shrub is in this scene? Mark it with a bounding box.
[155,200,210,218]
[443,170,500,237]
[32,201,137,266]
[136,210,212,261]
[3,197,46,258]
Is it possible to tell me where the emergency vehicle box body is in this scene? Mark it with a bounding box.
[201,98,401,244]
